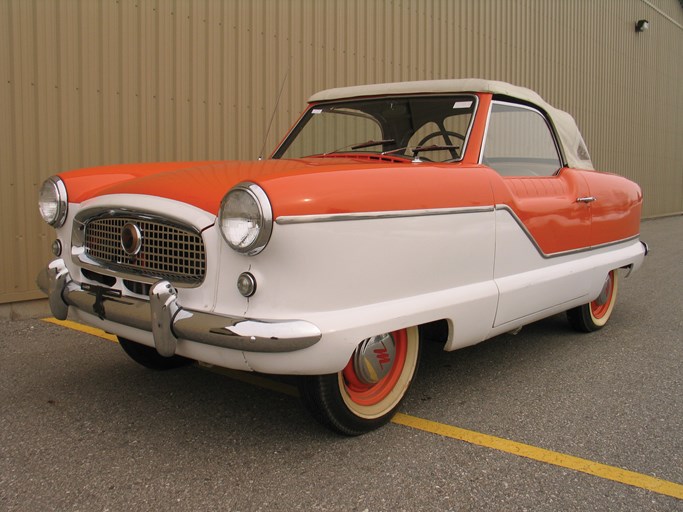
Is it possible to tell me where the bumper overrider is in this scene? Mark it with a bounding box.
[38,259,322,356]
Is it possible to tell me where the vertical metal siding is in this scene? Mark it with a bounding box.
[1,0,682,303]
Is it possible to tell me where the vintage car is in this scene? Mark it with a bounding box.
[38,79,647,435]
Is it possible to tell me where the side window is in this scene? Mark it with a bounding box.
[482,102,562,177]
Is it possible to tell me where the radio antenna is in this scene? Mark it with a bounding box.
[258,68,290,160]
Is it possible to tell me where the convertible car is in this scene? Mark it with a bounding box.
[38,79,647,435]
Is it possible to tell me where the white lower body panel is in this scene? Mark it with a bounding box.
[491,209,646,334]
[60,206,645,376]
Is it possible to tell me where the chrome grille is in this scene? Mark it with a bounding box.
[84,215,205,284]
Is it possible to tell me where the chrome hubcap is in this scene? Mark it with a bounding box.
[595,274,612,306]
[352,333,396,385]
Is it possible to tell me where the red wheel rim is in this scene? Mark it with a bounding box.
[591,271,615,319]
[341,329,408,407]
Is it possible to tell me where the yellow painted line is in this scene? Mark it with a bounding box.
[42,317,119,343]
[43,317,683,500]
[392,412,683,500]
[40,317,299,397]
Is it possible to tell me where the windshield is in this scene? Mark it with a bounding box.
[273,95,477,163]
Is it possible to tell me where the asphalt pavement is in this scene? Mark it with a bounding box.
[1,215,681,511]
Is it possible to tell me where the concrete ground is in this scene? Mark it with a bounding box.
[1,215,681,511]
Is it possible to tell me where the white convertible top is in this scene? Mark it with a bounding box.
[309,79,594,170]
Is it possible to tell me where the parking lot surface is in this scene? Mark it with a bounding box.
[1,216,682,511]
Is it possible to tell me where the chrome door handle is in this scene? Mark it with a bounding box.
[576,196,596,203]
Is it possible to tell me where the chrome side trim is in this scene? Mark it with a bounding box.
[495,205,641,259]
[276,206,495,225]
[41,261,322,354]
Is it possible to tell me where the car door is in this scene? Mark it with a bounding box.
[481,100,593,328]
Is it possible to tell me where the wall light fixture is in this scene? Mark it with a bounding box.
[635,19,650,32]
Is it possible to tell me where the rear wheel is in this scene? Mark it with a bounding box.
[118,337,193,370]
[567,270,619,332]
[299,326,420,435]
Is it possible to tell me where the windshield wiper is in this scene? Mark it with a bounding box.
[325,139,396,154]
[351,139,396,150]
[381,144,462,162]
[412,144,460,155]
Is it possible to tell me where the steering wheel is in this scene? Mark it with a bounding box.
[416,130,465,160]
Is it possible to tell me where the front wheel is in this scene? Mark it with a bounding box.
[118,337,193,370]
[298,327,420,436]
[567,270,619,332]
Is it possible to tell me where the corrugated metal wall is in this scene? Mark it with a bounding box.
[1,0,682,304]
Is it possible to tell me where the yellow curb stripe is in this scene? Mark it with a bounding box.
[42,317,119,343]
[392,412,683,500]
[42,317,683,500]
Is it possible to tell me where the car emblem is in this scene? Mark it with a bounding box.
[121,222,143,256]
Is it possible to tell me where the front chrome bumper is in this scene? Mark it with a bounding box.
[37,259,322,356]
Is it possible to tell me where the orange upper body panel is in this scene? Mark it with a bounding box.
[261,161,495,218]
[60,159,346,212]
[59,158,496,217]
[488,167,642,254]
[58,161,220,204]
[580,169,643,246]
[489,168,592,254]
[59,158,641,254]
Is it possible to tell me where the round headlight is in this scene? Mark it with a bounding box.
[219,182,273,255]
[38,176,68,227]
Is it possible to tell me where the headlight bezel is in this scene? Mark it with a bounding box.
[218,182,273,256]
[38,176,68,228]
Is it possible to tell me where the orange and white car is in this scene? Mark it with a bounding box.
[38,79,647,435]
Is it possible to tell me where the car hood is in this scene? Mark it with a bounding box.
[60,159,345,213]
[59,158,496,219]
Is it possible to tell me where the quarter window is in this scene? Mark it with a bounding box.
[482,102,562,177]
